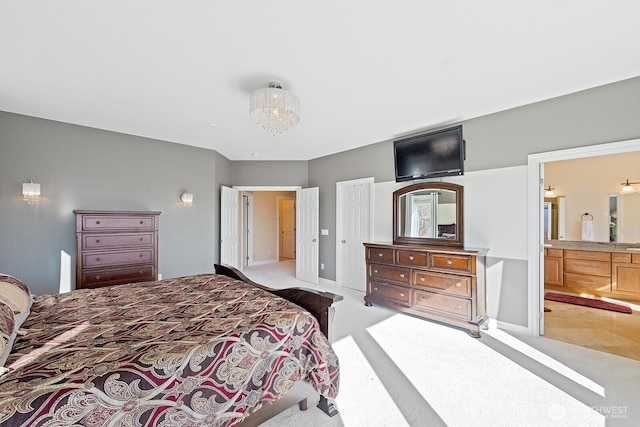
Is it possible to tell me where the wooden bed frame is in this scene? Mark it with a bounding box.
[214,264,343,425]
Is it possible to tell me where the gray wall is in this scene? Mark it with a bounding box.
[308,76,640,326]
[0,112,232,295]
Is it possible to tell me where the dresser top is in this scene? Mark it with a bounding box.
[364,242,488,256]
[74,210,161,215]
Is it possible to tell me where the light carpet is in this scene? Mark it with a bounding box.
[243,260,640,427]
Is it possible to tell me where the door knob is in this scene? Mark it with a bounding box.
[312,238,317,242]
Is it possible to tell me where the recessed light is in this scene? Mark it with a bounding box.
[208,123,217,128]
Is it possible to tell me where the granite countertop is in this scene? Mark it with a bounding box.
[544,240,640,254]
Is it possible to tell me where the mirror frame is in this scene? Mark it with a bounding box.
[393,182,464,247]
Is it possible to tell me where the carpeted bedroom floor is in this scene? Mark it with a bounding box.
[243,260,640,427]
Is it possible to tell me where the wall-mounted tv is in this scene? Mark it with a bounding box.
[393,125,465,182]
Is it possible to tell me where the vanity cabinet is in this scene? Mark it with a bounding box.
[563,250,611,292]
[364,243,488,337]
[75,210,160,290]
[544,248,563,287]
[612,253,640,297]
[544,245,640,301]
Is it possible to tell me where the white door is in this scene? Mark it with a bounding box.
[337,178,373,291]
[220,186,240,269]
[296,187,319,284]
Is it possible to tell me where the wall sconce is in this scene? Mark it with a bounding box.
[620,179,639,194]
[544,185,556,197]
[180,191,194,207]
[22,180,41,204]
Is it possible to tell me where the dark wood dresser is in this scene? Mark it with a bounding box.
[364,242,489,337]
[74,210,160,290]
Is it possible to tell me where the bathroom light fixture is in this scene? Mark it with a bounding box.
[544,185,556,197]
[620,179,639,194]
[22,180,41,204]
[180,191,194,207]
[249,82,300,136]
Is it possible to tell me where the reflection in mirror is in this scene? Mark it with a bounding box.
[398,189,457,239]
[393,182,463,247]
[543,196,566,240]
[617,192,640,243]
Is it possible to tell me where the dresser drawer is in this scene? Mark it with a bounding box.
[82,266,155,288]
[368,281,410,306]
[564,273,611,291]
[82,249,155,268]
[396,250,428,266]
[368,264,411,284]
[564,250,610,262]
[366,247,394,264]
[81,214,158,231]
[413,271,471,297]
[564,259,610,277]
[82,232,155,250]
[413,289,471,320]
[429,253,472,273]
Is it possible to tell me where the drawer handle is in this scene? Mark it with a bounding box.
[139,254,144,257]
[378,253,383,257]
[408,255,414,260]
[96,220,100,224]
[420,277,425,281]
[140,237,143,241]
[455,282,462,288]
[373,269,378,274]
[373,287,378,291]
[95,275,101,280]
[399,273,405,278]
[95,239,100,243]
[399,292,405,297]
[96,257,101,261]
[455,305,462,310]
[140,220,144,224]
[139,271,144,275]
[447,259,453,265]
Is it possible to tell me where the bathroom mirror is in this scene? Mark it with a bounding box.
[393,182,463,247]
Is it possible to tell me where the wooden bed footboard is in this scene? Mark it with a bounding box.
[214,263,341,419]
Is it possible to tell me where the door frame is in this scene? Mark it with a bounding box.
[336,177,374,289]
[233,186,302,270]
[527,138,640,336]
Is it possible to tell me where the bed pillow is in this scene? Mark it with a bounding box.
[0,301,17,369]
[0,274,33,331]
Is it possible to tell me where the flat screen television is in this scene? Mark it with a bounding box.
[393,125,465,182]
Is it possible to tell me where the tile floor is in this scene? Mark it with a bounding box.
[543,295,640,361]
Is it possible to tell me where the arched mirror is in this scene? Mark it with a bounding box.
[393,182,464,247]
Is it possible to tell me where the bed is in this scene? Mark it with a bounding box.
[0,264,341,426]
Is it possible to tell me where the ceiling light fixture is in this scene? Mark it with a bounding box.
[249,82,300,137]
[620,179,639,194]
[544,185,556,197]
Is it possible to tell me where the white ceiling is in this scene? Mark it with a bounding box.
[1,1,639,160]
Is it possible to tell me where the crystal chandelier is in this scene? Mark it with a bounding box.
[249,82,300,136]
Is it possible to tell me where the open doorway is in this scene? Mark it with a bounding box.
[528,138,640,360]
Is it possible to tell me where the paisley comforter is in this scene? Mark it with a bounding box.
[0,274,339,426]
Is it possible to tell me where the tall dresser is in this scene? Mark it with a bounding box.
[74,210,160,290]
[364,242,489,337]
